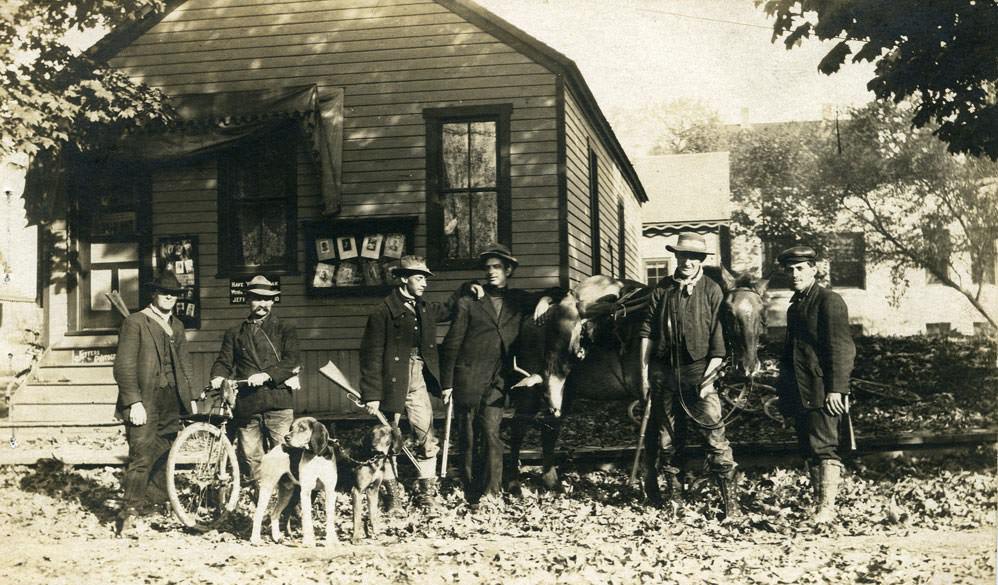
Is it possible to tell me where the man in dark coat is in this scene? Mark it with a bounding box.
[439,243,536,504]
[359,256,472,512]
[210,275,300,487]
[638,232,740,517]
[775,245,856,524]
[113,271,197,536]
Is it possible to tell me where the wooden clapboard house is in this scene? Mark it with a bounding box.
[15,0,647,425]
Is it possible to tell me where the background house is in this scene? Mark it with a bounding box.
[12,0,646,425]
[635,152,731,284]
[635,149,997,337]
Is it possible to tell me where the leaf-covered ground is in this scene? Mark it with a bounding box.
[0,447,994,584]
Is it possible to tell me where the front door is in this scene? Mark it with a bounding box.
[69,164,151,333]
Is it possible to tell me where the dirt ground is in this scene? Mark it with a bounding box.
[0,452,994,585]
[2,526,993,585]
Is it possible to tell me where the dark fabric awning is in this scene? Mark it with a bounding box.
[23,85,344,224]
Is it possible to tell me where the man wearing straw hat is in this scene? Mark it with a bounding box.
[113,271,197,536]
[638,232,740,518]
[360,256,474,513]
[210,275,301,488]
[775,245,855,524]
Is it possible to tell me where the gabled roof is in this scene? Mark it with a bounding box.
[635,152,730,227]
[86,0,646,204]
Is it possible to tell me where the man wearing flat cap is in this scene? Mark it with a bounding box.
[638,232,740,518]
[775,245,855,524]
[360,256,477,513]
[439,243,540,506]
[210,275,301,488]
[113,271,197,536]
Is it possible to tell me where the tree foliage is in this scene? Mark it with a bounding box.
[0,0,170,158]
[607,99,727,157]
[760,0,998,160]
[730,101,998,327]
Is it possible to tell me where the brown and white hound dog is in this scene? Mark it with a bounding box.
[250,416,337,547]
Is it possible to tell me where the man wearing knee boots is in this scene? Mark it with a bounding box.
[775,246,856,524]
[638,233,740,518]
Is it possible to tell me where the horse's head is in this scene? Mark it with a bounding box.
[542,291,583,418]
[718,267,769,379]
[541,275,625,417]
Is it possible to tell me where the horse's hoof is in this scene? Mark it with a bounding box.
[508,480,523,498]
[540,469,563,492]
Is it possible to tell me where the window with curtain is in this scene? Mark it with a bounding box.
[425,105,511,268]
[218,129,297,276]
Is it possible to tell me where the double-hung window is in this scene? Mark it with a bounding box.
[425,105,511,268]
[218,127,297,276]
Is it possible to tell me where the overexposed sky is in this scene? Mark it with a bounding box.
[475,0,875,125]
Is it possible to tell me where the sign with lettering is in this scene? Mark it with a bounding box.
[229,277,281,304]
[72,347,116,364]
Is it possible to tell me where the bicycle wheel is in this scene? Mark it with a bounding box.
[166,422,241,531]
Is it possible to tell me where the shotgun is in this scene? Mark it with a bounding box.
[318,360,420,468]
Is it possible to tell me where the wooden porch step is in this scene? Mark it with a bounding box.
[9,403,117,424]
[14,384,118,404]
[32,364,116,384]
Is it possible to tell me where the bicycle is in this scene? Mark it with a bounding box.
[165,380,243,531]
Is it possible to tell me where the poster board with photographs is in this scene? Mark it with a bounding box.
[303,216,418,297]
[155,235,200,329]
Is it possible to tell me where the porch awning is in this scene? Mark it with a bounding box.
[23,85,344,223]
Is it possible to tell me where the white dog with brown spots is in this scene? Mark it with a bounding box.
[250,416,338,547]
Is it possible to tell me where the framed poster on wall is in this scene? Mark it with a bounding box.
[302,216,418,297]
[156,235,201,329]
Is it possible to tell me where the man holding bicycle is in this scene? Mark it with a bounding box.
[210,275,301,489]
[113,271,197,537]
[638,232,740,518]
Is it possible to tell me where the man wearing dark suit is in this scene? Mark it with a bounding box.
[440,243,535,504]
[113,272,197,536]
[210,275,300,488]
[776,245,856,524]
[359,256,473,513]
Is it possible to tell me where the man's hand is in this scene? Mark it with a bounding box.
[210,376,225,390]
[128,402,147,426]
[441,388,453,404]
[286,375,301,391]
[365,401,381,417]
[511,374,543,389]
[247,372,271,387]
[825,392,846,416]
[699,381,717,399]
[469,284,485,300]
[534,296,553,321]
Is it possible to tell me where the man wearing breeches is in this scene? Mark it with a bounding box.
[775,245,855,524]
[639,232,741,518]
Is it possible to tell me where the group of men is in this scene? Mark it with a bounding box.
[113,273,301,536]
[637,233,855,524]
[112,233,855,536]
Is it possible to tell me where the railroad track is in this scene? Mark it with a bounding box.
[0,428,993,467]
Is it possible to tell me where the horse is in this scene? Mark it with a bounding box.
[506,267,769,492]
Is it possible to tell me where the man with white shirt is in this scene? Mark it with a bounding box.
[113,271,197,536]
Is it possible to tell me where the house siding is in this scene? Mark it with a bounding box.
[562,86,642,285]
[105,0,561,415]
